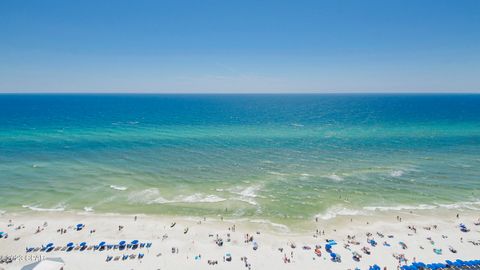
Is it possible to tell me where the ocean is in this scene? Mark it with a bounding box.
[0,94,479,224]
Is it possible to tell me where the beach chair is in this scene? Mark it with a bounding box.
[76,224,85,231]
[330,252,341,262]
[130,240,139,250]
[106,256,113,262]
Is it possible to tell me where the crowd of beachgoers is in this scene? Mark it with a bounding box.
[0,210,479,270]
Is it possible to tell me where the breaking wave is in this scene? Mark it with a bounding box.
[325,174,344,182]
[229,185,261,205]
[390,170,404,177]
[22,204,66,212]
[316,206,365,220]
[110,185,128,191]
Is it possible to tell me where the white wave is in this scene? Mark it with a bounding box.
[22,204,65,212]
[83,207,94,212]
[291,123,304,127]
[390,170,404,177]
[228,185,261,205]
[299,173,311,180]
[235,197,258,206]
[110,185,128,191]
[182,194,226,203]
[316,206,364,220]
[128,188,161,203]
[249,219,290,231]
[239,186,259,198]
[267,171,288,176]
[149,193,226,204]
[363,204,436,211]
[436,201,480,210]
[149,196,172,204]
[326,174,343,182]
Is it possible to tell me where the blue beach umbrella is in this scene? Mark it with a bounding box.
[79,242,87,247]
[67,242,74,247]
[119,240,126,246]
[131,240,139,245]
[99,241,106,246]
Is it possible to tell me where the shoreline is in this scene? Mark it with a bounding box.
[3,198,480,230]
[1,209,479,269]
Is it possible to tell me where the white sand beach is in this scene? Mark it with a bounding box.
[1,209,479,270]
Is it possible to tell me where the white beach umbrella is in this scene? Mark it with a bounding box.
[21,257,65,270]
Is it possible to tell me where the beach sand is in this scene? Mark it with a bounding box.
[1,210,479,269]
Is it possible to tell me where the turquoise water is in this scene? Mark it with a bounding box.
[0,94,479,223]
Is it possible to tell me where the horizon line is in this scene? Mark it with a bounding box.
[1,91,480,95]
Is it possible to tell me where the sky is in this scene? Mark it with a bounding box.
[0,0,479,93]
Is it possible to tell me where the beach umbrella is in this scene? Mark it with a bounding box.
[46,243,54,247]
[79,242,87,247]
[99,241,106,246]
[66,242,74,247]
[131,240,139,245]
[21,257,65,270]
[119,240,126,246]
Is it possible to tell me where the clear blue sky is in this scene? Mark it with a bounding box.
[1,0,479,93]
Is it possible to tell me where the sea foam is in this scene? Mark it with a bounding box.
[316,206,365,220]
[390,170,405,177]
[229,185,261,205]
[149,195,227,204]
[22,204,66,212]
[326,174,344,182]
[110,185,128,191]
